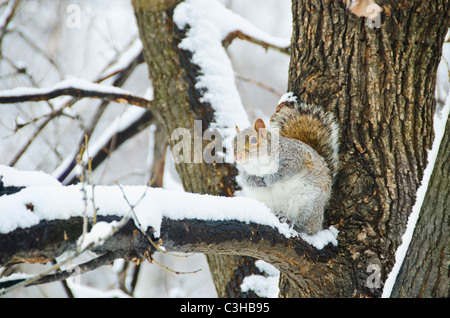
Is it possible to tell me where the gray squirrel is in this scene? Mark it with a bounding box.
[234,93,339,234]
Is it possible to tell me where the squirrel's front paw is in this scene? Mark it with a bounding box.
[244,175,266,187]
[275,213,291,226]
[253,178,266,187]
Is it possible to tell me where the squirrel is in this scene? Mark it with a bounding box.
[233,92,339,235]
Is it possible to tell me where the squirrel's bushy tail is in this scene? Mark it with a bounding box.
[270,93,340,179]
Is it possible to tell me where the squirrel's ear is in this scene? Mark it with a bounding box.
[254,118,265,130]
[254,119,267,138]
[235,125,240,133]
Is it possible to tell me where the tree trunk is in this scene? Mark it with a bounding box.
[131,0,258,298]
[391,113,449,298]
[286,0,449,297]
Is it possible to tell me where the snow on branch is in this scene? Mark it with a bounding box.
[0,78,152,108]
[0,165,339,273]
[173,0,290,134]
[175,0,290,53]
[0,165,292,238]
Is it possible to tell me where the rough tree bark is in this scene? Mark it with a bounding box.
[391,114,449,298]
[285,0,449,297]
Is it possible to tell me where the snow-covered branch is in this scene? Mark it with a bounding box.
[0,165,338,292]
[0,78,152,109]
[173,0,291,134]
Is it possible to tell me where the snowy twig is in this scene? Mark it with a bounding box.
[0,252,115,293]
[96,36,143,83]
[0,79,152,109]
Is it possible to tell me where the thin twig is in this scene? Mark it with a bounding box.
[8,27,64,79]
[235,73,283,97]
[222,30,290,55]
[0,253,116,293]
[8,115,53,166]
[76,140,90,254]
[150,258,201,275]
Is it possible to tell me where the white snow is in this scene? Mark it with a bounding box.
[174,0,289,136]
[0,164,62,187]
[174,0,250,132]
[240,260,280,298]
[241,274,279,298]
[78,221,119,251]
[436,41,450,106]
[1,166,341,250]
[0,164,339,250]
[278,92,297,104]
[299,225,339,250]
[0,166,296,239]
[382,89,450,298]
[255,259,279,277]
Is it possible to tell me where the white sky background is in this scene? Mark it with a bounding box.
[0,0,292,298]
[0,0,448,298]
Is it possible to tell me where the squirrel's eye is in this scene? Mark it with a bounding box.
[250,136,258,144]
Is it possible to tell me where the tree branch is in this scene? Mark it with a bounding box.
[0,180,339,293]
[222,30,290,55]
[0,214,337,290]
[0,252,116,292]
[0,79,152,109]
